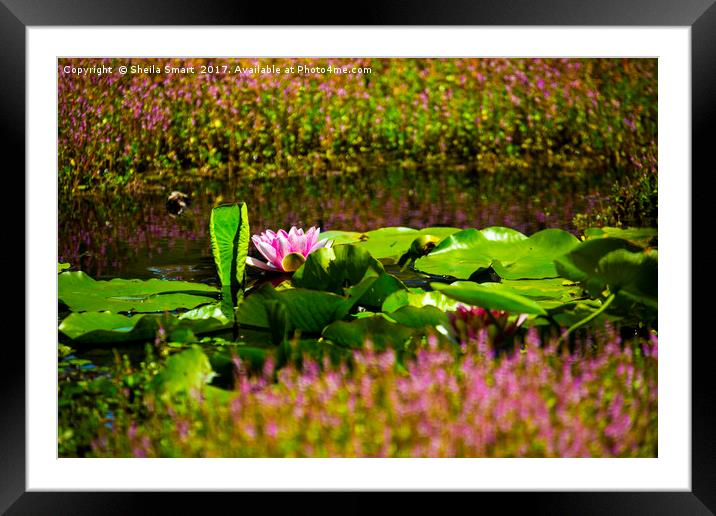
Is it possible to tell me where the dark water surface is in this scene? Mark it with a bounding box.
[59,167,607,283]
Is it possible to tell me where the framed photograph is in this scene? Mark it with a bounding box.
[6,0,711,512]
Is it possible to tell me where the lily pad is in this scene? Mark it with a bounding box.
[350,272,407,308]
[388,305,452,332]
[554,237,643,296]
[235,283,356,334]
[59,311,165,343]
[59,301,233,344]
[58,271,218,313]
[491,229,580,279]
[584,227,657,248]
[292,244,384,294]
[322,316,416,350]
[596,248,658,306]
[382,288,462,313]
[416,227,579,280]
[431,281,548,315]
[320,227,461,260]
[494,278,581,301]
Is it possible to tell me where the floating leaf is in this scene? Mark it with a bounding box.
[491,229,580,279]
[382,288,462,313]
[414,229,494,278]
[492,278,581,301]
[596,248,658,305]
[431,281,548,315]
[177,301,234,334]
[235,283,354,334]
[59,302,232,344]
[416,227,578,280]
[584,227,657,248]
[554,238,643,296]
[322,316,416,350]
[350,272,407,308]
[320,227,461,260]
[59,311,165,343]
[388,305,452,332]
[58,271,218,313]
[292,244,384,294]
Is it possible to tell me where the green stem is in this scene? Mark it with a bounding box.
[559,292,617,344]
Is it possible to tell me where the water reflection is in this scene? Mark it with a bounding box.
[58,167,607,281]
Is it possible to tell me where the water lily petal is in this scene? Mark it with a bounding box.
[257,241,278,264]
[277,234,291,262]
[288,227,303,253]
[308,238,330,254]
[245,256,275,271]
[303,227,317,254]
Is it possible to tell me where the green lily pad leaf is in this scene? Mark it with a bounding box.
[320,227,461,260]
[59,311,164,343]
[414,229,493,278]
[431,281,548,315]
[265,299,290,346]
[416,227,578,280]
[233,286,274,329]
[554,238,643,296]
[149,346,216,400]
[596,249,658,301]
[491,229,580,279]
[292,244,384,294]
[58,262,71,273]
[210,203,250,291]
[235,283,352,334]
[60,300,233,344]
[388,305,452,332]
[476,226,529,243]
[495,278,581,301]
[278,289,348,333]
[177,300,234,334]
[318,230,364,245]
[322,316,416,350]
[58,271,218,313]
[584,227,657,248]
[382,288,462,313]
[551,302,622,327]
[615,288,658,312]
[350,272,407,309]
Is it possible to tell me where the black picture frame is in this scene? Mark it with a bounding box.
[4,1,711,513]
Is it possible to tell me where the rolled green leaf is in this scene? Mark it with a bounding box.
[210,203,250,292]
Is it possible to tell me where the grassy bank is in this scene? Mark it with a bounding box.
[58,58,657,193]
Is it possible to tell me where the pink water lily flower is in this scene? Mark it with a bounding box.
[246,226,333,273]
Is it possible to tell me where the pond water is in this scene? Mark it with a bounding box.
[59,166,607,283]
[58,166,610,366]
